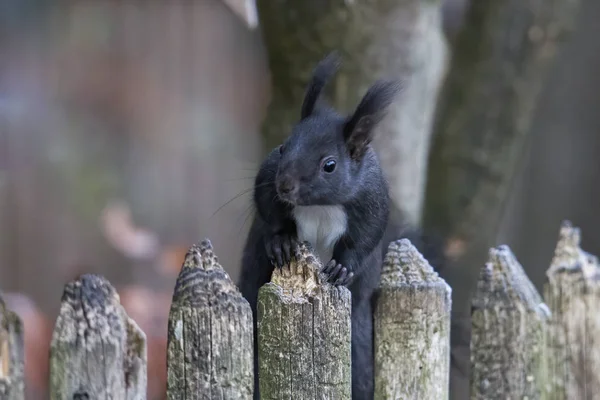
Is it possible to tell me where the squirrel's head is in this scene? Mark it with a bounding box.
[275,53,401,206]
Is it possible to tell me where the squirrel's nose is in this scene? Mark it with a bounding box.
[277,176,297,195]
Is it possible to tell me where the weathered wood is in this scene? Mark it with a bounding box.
[470,245,550,399]
[0,293,24,400]
[374,239,451,400]
[422,1,582,396]
[49,274,147,399]
[258,242,352,399]
[167,239,253,400]
[544,221,600,400]
[256,0,448,225]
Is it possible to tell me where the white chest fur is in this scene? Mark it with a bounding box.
[292,205,348,263]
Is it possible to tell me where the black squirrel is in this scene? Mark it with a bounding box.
[238,53,446,400]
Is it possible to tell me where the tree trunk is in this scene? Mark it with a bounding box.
[256,0,448,224]
[421,0,581,396]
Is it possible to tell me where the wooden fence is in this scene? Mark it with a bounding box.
[0,220,597,399]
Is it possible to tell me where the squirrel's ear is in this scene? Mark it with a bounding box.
[344,80,402,160]
[300,52,341,120]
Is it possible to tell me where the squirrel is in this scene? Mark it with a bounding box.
[238,53,446,400]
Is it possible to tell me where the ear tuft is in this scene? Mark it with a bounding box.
[300,52,341,120]
[344,80,402,160]
[344,80,402,137]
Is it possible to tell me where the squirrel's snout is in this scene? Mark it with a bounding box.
[277,176,296,194]
[276,175,298,202]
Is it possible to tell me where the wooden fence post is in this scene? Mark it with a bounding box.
[470,245,550,399]
[0,293,24,400]
[544,221,600,399]
[258,242,352,399]
[166,239,254,399]
[49,274,147,399]
[374,239,451,400]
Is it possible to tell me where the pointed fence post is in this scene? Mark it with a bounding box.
[470,245,550,399]
[49,274,147,400]
[544,221,600,400]
[166,239,254,400]
[374,239,452,400]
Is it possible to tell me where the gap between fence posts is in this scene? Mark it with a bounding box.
[544,221,600,400]
[374,239,452,400]
[470,245,550,399]
[0,293,24,400]
[257,242,352,399]
[49,274,147,400]
[166,239,254,400]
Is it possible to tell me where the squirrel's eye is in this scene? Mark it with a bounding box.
[322,159,336,173]
[279,145,285,155]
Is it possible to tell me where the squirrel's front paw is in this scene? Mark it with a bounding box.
[321,260,354,287]
[265,233,298,268]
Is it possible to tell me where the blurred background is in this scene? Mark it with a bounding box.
[1,0,598,398]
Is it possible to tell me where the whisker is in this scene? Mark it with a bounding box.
[238,204,256,236]
[223,177,256,182]
[210,189,254,218]
[210,181,274,218]
[235,201,254,226]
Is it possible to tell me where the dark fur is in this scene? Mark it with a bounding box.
[238,54,405,400]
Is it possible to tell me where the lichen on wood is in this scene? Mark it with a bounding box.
[258,242,352,399]
[421,3,583,395]
[49,274,147,400]
[374,239,451,400]
[0,293,24,400]
[166,239,254,400]
[470,245,550,399]
[544,221,600,400]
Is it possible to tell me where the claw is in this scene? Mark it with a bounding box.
[321,259,354,287]
[334,267,348,285]
[345,272,355,285]
[265,232,298,269]
[323,259,336,274]
[273,236,284,267]
[265,242,274,263]
[338,270,354,286]
[331,264,343,282]
[282,237,292,264]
